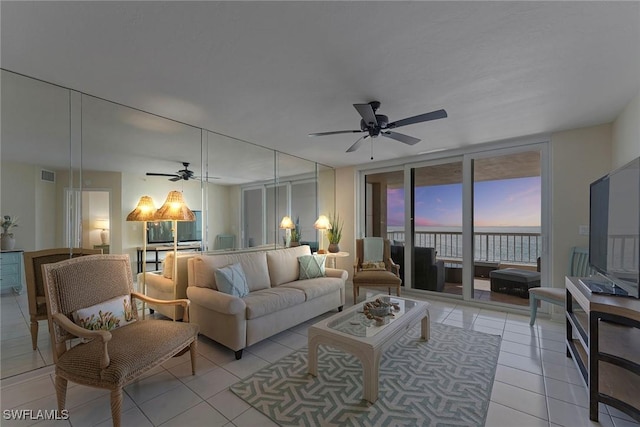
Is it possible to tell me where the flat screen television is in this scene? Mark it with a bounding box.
[147,210,202,245]
[588,157,640,298]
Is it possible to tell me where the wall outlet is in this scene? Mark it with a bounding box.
[579,225,589,236]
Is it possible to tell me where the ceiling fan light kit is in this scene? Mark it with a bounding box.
[309,101,447,154]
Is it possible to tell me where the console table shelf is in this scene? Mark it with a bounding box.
[565,276,640,423]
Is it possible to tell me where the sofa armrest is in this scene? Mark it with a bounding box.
[186,286,246,315]
[325,268,348,281]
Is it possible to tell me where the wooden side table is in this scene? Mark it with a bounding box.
[93,244,110,254]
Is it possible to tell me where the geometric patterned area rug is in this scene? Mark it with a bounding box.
[231,323,501,427]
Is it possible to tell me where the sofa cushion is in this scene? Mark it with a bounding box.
[190,251,271,292]
[280,277,343,301]
[298,254,326,280]
[244,287,306,320]
[266,245,312,286]
[214,263,250,297]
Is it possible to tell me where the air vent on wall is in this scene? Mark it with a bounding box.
[41,169,55,183]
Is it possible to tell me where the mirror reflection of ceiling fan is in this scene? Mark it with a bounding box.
[309,101,447,153]
[146,162,220,182]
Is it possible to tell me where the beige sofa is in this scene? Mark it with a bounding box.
[186,245,347,359]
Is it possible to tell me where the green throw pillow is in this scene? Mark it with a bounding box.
[214,263,249,297]
[298,254,326,280]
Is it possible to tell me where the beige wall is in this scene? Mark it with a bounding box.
[0,162,38,251]
[549,124,612,299]
[334,166,356,276]
[612,90,640,168]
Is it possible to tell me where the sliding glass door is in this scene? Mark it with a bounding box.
[359,142,548,309]
[471,150,542,306]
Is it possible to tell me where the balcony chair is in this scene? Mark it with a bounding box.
[352,238,402,304]
[529,247,592,325]
[390,245,445,292]
[23,247,103,350]
[42,254,198,427]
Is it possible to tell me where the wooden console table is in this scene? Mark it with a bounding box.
[565,276,640,422]
[136,244,201,273]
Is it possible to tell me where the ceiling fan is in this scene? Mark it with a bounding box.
[309,101,447,153]
[146,162,219,182]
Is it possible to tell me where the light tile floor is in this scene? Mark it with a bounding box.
[1,286,639,427]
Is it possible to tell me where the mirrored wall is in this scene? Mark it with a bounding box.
[0,69,335,378]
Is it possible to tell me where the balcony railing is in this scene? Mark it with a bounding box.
[387,231,541,265]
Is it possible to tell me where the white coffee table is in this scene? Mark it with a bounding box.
[308,296,430,403]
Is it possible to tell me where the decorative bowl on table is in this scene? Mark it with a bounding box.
[368,306,391,317]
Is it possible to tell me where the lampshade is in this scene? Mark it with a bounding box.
[126,196,157,222]
[280,216,295,229]
[94,218,109,230]
[314,215,332,230]
[154,191,195,221]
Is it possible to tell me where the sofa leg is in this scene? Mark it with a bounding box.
[338,305,343,312]
[235,350,243,360]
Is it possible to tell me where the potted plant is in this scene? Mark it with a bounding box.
[327,213,343,253]
[1,215,19,250]
[290,216,301,246]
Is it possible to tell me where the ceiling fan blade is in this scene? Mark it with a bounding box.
[169,176,182,182]
[353,103,379,127]
[309,130,362,137]
[382,131,421,145]
[346,135,369,153]
[146,172,180,178]
[387,109,448,129]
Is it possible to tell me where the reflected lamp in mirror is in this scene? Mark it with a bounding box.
[314,215,332,254]
[126,195,158,318]
[154,191,195,320]
[94,218,110,245]
[280,215,295,247]
[155,191,196,222]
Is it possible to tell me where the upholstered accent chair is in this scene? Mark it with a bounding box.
[42,254,198,427]
[23,248,103,350]
[529,247,593,325]
[352,238,402,304]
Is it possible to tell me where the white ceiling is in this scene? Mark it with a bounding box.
[2,1,639,169]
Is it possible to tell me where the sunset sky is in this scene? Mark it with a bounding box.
[387,177,541,228]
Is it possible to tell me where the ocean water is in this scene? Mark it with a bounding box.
[387,226,542,264]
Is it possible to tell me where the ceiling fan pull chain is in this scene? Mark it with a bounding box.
[370,139,374,160]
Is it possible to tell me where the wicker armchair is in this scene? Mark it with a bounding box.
[23,248,103,350]
[42,254,198,427]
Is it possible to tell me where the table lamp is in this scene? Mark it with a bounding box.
[314,215,332,254]
[280,216,295,247]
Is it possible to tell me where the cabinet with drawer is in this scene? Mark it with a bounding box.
[0,250,24,294]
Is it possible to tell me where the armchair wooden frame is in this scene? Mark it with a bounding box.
[23,247,103,350]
